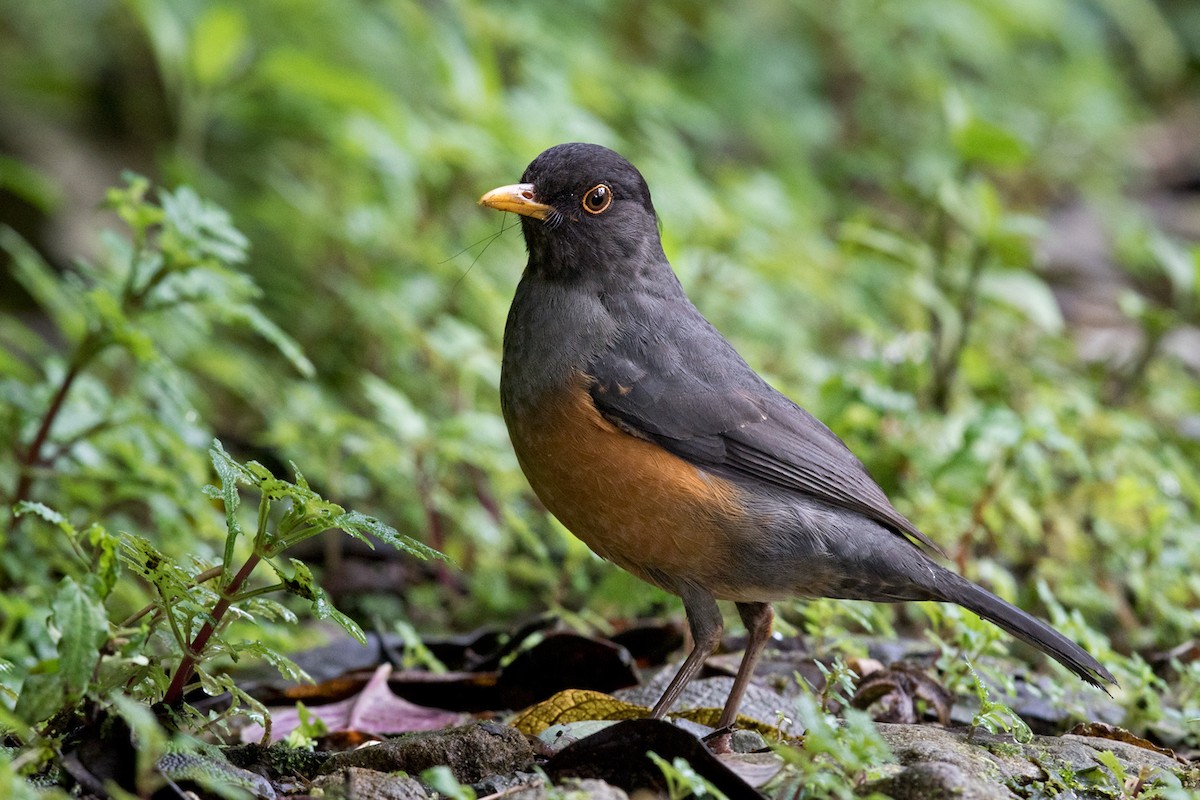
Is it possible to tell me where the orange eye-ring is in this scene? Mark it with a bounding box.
[582,184,613,215]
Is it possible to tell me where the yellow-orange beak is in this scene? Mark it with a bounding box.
[478,183,554,220]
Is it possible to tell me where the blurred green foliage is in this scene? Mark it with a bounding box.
[1,0,1199,748]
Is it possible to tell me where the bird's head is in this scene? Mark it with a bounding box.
[479,143,662,280]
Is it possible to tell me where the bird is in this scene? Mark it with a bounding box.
[478,142,1115,730]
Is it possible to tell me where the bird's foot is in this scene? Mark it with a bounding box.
[702,725,736,755]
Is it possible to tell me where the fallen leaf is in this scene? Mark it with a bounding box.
[512,689,647,735]
[242,664,463,743]
[1068,722,1189,764]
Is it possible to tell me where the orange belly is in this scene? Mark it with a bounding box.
[506,374,746,596]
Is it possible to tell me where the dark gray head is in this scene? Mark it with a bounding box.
[479,143,664,282]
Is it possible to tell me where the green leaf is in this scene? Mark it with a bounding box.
[0,226,87,342]
[191,5,248,86]
[227,305,316,378]
[0,155,61,212]
[105,172,162,236]
[109,693,170,792]
[839,220,932,270]
[51,577,110,698]
[335,510,448,562]
[260,48,396,119]
[13,672,64,725]
[118,534,195,606]
[13,501,72,533]
[979,270,1064,332]
[274,561,368,645]
[421,766,476,800]
[209,439,247,568]
[951,117,1029,168]
[159,186,249,268]
[273,557,318,601]
[1148,232,1196,297]
[1094,749,1127,785]
[314,595,366,645]
[86,523,122,598]
[236,641,309,684]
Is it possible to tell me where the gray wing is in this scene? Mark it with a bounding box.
[585,299,944,555]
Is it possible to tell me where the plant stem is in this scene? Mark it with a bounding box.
[7,332,103,532]
[163,554,261,706]
[929,243,987,412]
[120,565,224,628]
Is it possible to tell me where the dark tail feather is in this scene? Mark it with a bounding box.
[933,571,1117,689]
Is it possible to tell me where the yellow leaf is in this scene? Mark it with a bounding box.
[511,690,647,735]
[511,690,788,740]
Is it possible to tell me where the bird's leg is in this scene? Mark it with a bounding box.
[717,601,774,730]
[649,587,722,719]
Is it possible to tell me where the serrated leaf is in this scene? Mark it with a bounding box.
[119,534,194,602]
[237,641,309,684]
[86,523,121,597]
[291,462,309,490]
[240,596,298,624]
[311,588,366,644]
[1094,749,1127,784]
[159,186,249,267]
[51,577,110,698]
[334,511,447,562]
[13,501,73,533]
[209,439,246,568]
[275,557,318,600]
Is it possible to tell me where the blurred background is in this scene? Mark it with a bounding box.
[1,0,1199,730]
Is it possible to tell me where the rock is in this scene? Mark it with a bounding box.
[156,752,277,799]
[318,722,535,784]
[877,723,1040,783]
[311,766,429,800]
[730,729,768,753]
[864,761,1014,800]
[871,723,1191,799]
[470,770,544,796]
[503,777,629,800]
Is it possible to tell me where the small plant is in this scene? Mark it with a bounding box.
[647,752,730,800]
[1088,750,1191,800]
[282,702,329,750]
[963,661,1033,744]
[421,765,477,800]
[4,441,443,771]
[814,656,859,714]
[768,694,894,800]
[0,178,445,791]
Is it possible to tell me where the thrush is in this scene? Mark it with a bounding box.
[480,142,1115,729]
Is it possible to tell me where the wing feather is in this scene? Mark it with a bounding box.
[585,302,944,556]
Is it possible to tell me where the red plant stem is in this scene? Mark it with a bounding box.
[9,362,83,521]
[163,554,261,707]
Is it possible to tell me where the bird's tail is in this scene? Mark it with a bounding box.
[930,570,1116,689]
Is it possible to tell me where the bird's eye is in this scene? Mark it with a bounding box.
[582,184,613,215]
